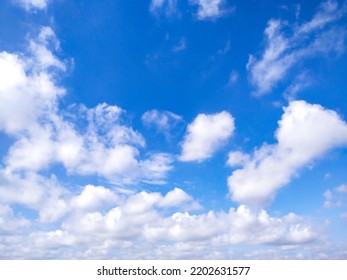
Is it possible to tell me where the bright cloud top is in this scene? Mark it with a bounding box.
[179,111,235,162]
[228,100,347,206]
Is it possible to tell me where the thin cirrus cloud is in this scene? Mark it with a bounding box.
[247,0,347,95]
[149,0,177,16]
[190,0,231,20]
[149,0,230,20]
[228,100,347,206]
[179,111,235,162]
[141,109,184,139]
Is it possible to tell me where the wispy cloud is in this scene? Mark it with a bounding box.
[14,0,49,11]
[142,109,184,139]
[149,0,178,16]
[247,0,347,95]
[323,184,347,208]
[190,0,232,20]
[172,37,187,52]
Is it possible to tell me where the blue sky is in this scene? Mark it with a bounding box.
[0,0,346,259]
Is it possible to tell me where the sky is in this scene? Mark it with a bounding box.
[0,0,346,259]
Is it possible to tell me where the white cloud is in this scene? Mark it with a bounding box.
[141,109,184,139]
[179,111,235,162]
[247,1,347,95]
[0,28,64,135]
[0,28,173,185]
[0,182,318,258]
[228,100,347,206]
[15,0,48,11]
[149,0,177,16]
[226,70,239,86]
[323,184,347,208]
[71,185,119,212]
[190,0,230,20]
[0,204,31,233]
[218,39,231,55]
[227,151,250,167]
[172,37,187,52]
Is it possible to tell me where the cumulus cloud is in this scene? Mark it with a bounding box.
[247,0,347,95]
[0,27,173,185]
[179,111,235,162]
[15,0,49,11]
[228,100,347,206]
[0,181,319,258]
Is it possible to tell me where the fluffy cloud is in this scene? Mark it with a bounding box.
[0,27,173,185]
[15,0,48,11]
[0,181,319,258]
[228,101,347,206]
[247,1,346,95]
[179,111,235,162]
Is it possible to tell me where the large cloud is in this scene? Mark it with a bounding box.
[0,181,318,259]
[228,100,347,206]
[179,111,235,162]
[0,27,173,185]
[247,0,346,95]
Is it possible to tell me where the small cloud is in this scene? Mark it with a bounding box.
[14,0,48,11]
[149,0,178,17]
[226,70,239,86]
[172,37,187,53]
[141,109,184,139]
[323,184,347,209]
[218,39,231,55]
[179,111,235,162]
[190,0,233,21]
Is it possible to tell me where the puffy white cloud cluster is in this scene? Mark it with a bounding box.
[228,101,347,206]
[247,0,347,95]
[180,111,235,162]
[0,27,173,185]
[0,180,319,258]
